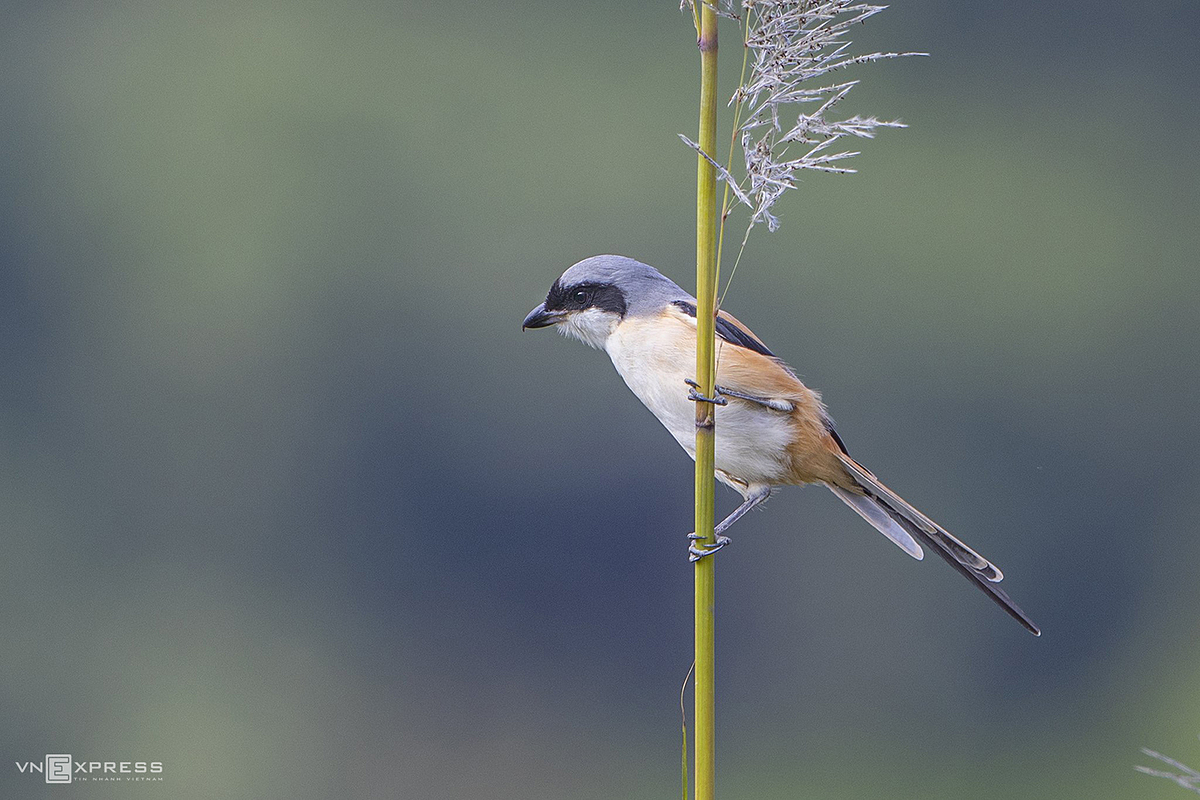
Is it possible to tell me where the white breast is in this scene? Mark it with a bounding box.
[604,315,794,489]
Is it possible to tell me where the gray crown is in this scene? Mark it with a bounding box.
[558,255,694,317]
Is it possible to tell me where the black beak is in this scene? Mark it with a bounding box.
[522,303,565,330]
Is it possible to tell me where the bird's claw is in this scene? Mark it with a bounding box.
[687,534,732,561]
[687,378,793,413]
[689,389,727,405]
[685,379,727,406]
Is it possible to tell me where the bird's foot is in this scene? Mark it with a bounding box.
[685,379,727,406]
[687,532,732,561]
[685,379,793,412]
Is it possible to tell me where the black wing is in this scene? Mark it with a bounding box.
[671,300,776,358]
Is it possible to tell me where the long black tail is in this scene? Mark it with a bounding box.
[835,452,1041,636]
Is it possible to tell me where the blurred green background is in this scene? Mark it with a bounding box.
[1,0,1198,797]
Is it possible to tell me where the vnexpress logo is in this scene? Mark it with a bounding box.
[45,754,72,783]
[15,754,164,783]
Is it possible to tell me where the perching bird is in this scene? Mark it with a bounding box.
[523,254,1040,636]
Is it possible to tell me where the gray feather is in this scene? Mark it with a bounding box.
[558,255,694,318]
[829,486,924,560]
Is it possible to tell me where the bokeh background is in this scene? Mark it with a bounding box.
[1,0,1197,797]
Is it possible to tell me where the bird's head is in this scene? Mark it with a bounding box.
[522,255,688,350]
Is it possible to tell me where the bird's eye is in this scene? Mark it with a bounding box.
[573,290,590,305]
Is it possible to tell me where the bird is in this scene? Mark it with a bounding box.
[522,254,1040,636]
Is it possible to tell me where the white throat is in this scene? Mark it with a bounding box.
[557,308,620,350]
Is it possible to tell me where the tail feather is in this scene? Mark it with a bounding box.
[832,452,1041,637]
[829,486,924,561]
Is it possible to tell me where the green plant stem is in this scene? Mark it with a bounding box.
[693,3,719,799]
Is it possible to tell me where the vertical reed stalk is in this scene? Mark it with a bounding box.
[693,2,719,799]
